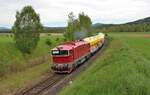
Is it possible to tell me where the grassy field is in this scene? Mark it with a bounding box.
[0,33,64,95]
[0,34,64,76]
[0,62,50,95]
[60,32,150,95]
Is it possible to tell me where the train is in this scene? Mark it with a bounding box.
[51,33,105,73]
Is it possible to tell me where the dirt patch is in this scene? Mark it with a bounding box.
[144,35,150,38]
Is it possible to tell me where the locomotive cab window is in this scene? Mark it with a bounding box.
[52,50,69,56]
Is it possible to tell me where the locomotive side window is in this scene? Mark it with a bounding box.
[52,50,68,56]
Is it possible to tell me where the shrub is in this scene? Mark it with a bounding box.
[45,38,52,47]
[56,38,59,41]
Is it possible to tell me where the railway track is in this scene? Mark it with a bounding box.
[14,74,66,95]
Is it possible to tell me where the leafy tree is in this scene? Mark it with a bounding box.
[65,12,76,41]
[65,12,92,41]
[12,6,43,54]
[79,12,92,36]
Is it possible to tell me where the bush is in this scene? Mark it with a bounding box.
[45,38,52,47]
[56,38,59,41]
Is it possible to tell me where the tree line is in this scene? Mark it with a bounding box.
[95,23,150,33]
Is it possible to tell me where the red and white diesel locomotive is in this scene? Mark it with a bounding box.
[51,33,105,73]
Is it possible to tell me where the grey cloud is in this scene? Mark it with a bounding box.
[0,0,150,27]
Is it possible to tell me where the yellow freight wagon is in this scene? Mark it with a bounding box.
[98,33,105,43]
[83,33,105,53]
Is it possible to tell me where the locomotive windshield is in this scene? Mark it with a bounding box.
[52,50,68,56]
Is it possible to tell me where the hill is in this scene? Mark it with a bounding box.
[92,23,115,29]
[94,16,150,32]
[44,27,65,33]
[0,27,11,33]
[93,16,150,30]
[127,17,150,24]
[0,26,65,33]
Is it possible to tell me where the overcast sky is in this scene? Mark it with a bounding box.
[0,0,150,27]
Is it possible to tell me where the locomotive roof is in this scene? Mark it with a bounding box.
[52,41,88,51]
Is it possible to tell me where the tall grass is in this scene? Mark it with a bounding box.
[0,34,64,77]
[60,32,150,95]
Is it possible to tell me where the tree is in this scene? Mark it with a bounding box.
[12,6,43,54]
[79,12,92,36]
[65,12,76,41]
[65,12,92,41]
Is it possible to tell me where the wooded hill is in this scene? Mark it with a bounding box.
[94,17,150,32]
[0,27,11,33]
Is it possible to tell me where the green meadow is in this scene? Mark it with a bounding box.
[0,34,64,76]
[60,32,150,95]
[0,34,64,95]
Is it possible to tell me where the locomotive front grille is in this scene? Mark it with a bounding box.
[51,64,70,72]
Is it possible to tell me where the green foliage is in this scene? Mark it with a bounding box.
[44,27,65,33]
[65,12,76,41]
[60,32,150,95]
[65,12,92,41]
[56,37,60,41]
[96,23,150,33]
[45,38,52,47]
[79,12,92,36]
[12,5,43,54]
